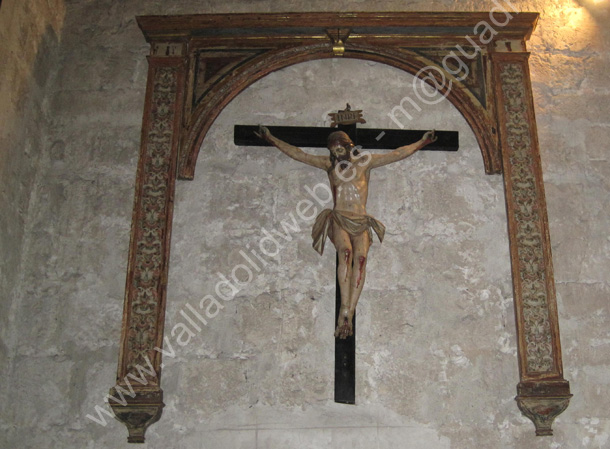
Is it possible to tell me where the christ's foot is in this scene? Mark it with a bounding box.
[334,315,353,339]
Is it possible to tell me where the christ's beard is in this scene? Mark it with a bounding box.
[332,153,352,168]
[334,157,354,173]
[337,153,351,163]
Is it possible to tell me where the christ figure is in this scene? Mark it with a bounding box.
[256,126,436,339]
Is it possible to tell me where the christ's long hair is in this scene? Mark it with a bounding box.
[327,131,360,167]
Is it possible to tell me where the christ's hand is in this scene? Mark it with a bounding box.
[423,130,437,143]
[254,125,271,141]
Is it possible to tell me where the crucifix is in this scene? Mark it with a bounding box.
[234,105,458,404]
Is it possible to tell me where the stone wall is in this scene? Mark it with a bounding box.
[0,0,65,442]
[1,1,609,448]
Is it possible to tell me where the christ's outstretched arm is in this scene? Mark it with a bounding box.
[369,130,436,169]
[255,125,331,170]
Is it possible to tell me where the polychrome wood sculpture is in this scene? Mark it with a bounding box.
[256,125,436,339]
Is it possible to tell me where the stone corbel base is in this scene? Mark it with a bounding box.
[109,387,164,443]
[516,381,572,436]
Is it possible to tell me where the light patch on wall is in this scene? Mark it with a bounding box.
[573,0,609,21]
[0,0,67,142]
[564,5,587,28]
[558,1,605,50]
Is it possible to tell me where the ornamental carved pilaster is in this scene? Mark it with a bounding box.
[493,50,571,435]
[110,45,186,443]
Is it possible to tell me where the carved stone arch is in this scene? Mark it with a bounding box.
[109,13,571,443]
[180,43,500,180]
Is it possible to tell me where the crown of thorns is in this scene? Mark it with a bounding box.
[327,131,354,148]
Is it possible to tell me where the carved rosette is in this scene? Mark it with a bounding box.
[495,54,571,436]
[112,57,185,443]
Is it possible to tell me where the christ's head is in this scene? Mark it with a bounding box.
[327,131,358,165]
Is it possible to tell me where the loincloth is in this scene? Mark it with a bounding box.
[311,209,386,256]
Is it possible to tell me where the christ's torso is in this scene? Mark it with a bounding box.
[327,161,370,216]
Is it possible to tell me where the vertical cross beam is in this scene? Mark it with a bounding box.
[334,124,357,404]
[334,254,356,404]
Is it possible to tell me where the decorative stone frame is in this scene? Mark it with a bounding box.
[110,12,571,443]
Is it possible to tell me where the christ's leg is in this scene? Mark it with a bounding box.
[331,223,353,339]
[348,231,370,323]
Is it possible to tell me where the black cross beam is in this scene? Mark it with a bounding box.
[234,122,459,404]
[234,125,459,152]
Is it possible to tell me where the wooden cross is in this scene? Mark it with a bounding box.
[234,109,458,404]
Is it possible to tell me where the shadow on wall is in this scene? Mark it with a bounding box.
[0,0,67,296]
[0,0,66,391]
[0,0,66,135]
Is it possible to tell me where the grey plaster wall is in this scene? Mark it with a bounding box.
[0,0,65,444]
[1,1,609,448]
